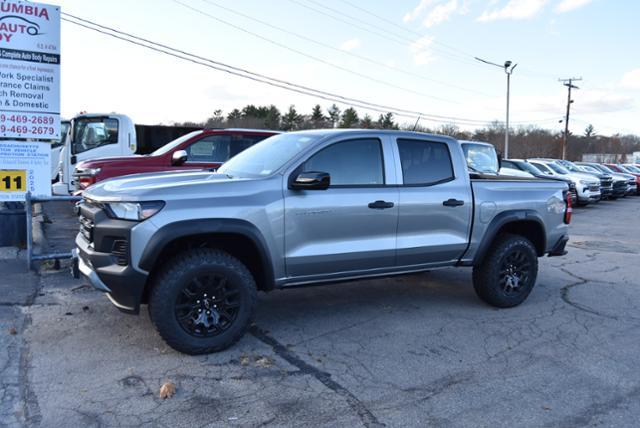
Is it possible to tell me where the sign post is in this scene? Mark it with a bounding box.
[0,1,60,201]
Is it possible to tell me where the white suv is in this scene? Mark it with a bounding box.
[529,159,601,205]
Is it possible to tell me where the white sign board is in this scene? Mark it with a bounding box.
[0,141,51,200]
[0,1,60,139]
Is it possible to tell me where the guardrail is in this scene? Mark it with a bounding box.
[25,192,81,270]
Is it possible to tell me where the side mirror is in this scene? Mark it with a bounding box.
[290,171,330,190]
[172,150,188,166]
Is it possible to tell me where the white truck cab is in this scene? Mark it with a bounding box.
[52,113,137,195]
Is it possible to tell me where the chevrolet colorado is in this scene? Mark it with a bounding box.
[73,130,571,354]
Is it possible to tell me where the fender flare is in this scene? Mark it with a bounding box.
[139,218,275,290]
[472,210,546,266]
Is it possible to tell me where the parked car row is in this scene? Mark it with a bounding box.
[501,158,640,206]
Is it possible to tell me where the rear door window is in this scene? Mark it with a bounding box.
[397,139,454,185]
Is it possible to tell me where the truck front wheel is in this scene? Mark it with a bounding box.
[148,249,257,354]
[472,234,538,308]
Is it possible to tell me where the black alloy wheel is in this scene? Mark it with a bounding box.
[175,274,241,337]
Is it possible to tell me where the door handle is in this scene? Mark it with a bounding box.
[368,200,395,209]
[443,199,465,207]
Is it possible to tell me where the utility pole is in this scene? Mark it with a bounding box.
[476,58,517,158]
[559,77,582,160]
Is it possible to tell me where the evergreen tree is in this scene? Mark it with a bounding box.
[327,104,341,128]
[360,114,374,129]
[310,104,327,128]
[227,109,242,121]
[282,105,303,131]
[378,112,398,129]
[264,105,281,129]
[339,107,359,128]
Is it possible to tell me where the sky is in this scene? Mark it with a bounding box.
[43,0,640,135]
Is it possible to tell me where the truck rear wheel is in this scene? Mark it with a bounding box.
[148,249,257,355]
[472,234,538,308]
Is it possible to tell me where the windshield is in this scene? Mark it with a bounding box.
[530,162,553,174]
[580,165,599,173]
[151,131,203,156]
[517,161,543,175]
[72,118,119,154]
[624,165,640,173]
[600,164,615,173]
[461,143,498,174]
[52,121,70,149]
[218,133,322,178]
[547,162,569,174]
[561,161,581,172]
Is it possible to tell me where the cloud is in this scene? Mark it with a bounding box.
[554,0,593,13]
[423,0,459,27]
[339,38,361,52]
[410,36,436,65]
[620,68,640,90]
[477,0,549,22]
[403,0,435,22]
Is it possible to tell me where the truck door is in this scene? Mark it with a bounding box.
[284,137,399,279]
[394,138,473,266]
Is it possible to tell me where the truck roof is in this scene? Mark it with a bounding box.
[285,128,458,142]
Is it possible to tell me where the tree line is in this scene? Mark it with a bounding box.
[176,104,640,162]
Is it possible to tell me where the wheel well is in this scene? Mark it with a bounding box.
[142,233,271,303]
[495,220,545,256]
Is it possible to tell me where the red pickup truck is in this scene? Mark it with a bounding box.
[73,129,279,191]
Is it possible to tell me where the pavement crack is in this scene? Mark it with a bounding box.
[19,313,42,426]
[559,268,619,321]
[249,325,384,428]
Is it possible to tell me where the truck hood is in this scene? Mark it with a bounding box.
[76,155,149,170]
[83,170,250,202]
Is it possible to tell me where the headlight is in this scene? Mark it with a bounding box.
[579,179,590,185]
[85,167,101,176]
[106,201,165,221]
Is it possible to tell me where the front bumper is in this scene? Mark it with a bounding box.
[73,200,149,314]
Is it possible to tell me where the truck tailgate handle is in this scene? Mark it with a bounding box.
[368,200,395,209]
[443,199,465,207]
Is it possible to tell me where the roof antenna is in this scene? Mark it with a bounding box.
[412,115,421,131]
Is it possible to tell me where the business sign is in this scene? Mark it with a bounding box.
[0,1,60,139]
[0,141,51,200]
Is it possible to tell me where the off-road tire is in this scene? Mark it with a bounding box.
[472,234,538,308]
[148,249,257,355]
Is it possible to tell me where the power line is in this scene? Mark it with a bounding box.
[193,0,492,97]
[285,0,481,67]
[171,0,462,105]
[61,12,557,127]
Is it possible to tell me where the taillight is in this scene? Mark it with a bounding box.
[564,192,572,224]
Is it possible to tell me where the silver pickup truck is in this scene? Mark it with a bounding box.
[73,130,571,354]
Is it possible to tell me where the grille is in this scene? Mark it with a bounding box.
[588,184,600,192]
[111,240,129,266]
[79,215,94,242]
[600,178,613,189]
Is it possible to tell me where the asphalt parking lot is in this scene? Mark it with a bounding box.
[4,197,640,427]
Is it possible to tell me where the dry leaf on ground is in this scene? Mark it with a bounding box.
[159,382,176,399]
